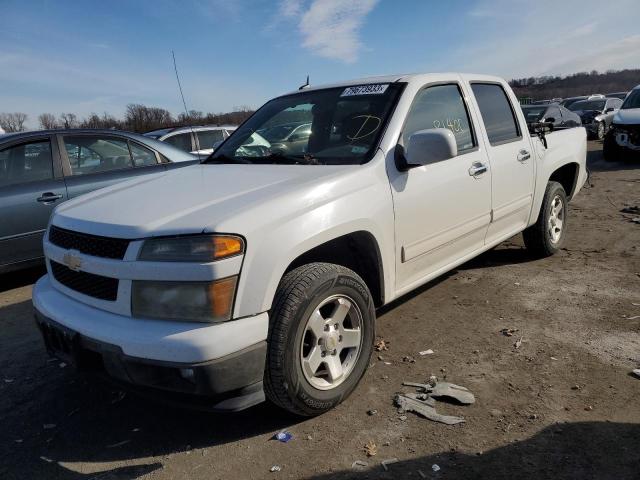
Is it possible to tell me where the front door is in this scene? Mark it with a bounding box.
[0,137,67,267]
[390,83,492,293]
[469,82,535,244]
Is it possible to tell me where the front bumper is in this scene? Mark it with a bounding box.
[33,275,269,411]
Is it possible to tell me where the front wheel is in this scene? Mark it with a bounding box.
[523,181,568,257]
[596,121,606,141]
[264,263,375,416]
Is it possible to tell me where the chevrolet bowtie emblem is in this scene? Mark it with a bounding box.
[62,250,82,272]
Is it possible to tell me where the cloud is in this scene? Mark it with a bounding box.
[278,0,379,64]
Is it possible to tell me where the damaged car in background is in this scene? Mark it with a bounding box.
[604,84,640,161]
[568,96,623,140]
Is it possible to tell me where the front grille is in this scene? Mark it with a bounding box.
[50,261,119,301]
[49,226,130,260]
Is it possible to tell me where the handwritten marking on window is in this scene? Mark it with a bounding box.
[348,115,382,141]
[432,118,464,133]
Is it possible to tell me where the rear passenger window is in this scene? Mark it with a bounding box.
[403,84,476,153]
[165,133,192,152]
[196,130,224,150]
[130,142,158,166]
[64,136,133,175]
[0,140,54,187]
[471,83,521,145]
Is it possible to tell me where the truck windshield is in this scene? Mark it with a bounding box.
[206,83,404,165]
[621,90,640,110]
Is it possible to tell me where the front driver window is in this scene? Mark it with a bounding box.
[402,84,476,153]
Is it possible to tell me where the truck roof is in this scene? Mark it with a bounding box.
[283,73,506,95]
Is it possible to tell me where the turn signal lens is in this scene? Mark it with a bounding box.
[138,234,244,262]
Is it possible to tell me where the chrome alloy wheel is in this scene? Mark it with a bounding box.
[299,294,363,390]
[548,194,564,244]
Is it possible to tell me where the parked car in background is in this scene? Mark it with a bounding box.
[33,73,587,415]
[257,122,312,156]
[0,129,198,273]
[560,96,587,109]
[521,104,581,129]
[605,92,629,100]
[604,84,640,161]
[568,97,623,139]
[144,125,237,157]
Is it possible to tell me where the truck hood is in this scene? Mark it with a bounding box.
[613,108,640,125]
[52,164,359,238]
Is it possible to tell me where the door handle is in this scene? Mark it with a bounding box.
[517,149,531,162]
[468,162,488,177]
[37,192,63,204]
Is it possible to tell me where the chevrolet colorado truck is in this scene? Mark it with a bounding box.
[33,73,587,416]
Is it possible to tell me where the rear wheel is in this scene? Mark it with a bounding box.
[264,263,375,416]
[523,181,568,257]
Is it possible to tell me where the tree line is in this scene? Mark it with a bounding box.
[0,104,255,133]
[510,68,640,100]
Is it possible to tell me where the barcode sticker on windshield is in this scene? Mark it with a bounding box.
[341,84,389,96]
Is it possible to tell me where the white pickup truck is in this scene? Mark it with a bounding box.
[33,73,587,415]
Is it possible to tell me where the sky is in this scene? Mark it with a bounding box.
[1,0,639,127]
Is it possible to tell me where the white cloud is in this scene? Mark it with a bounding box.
[277,0,379,64]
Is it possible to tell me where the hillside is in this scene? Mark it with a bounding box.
[510,69,640,100]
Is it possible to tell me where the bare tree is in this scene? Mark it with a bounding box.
[80,112,122,130]
[177,109,204,125]
[38,113,59,130]
[124,104,174,132]
[59,113,78,129]
[0,112,28,132]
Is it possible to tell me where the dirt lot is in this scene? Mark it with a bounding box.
[1,141,639,480]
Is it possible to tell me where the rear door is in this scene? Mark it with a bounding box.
[0,136,68,267]
[469,82,535,245]
[59,133,167,199]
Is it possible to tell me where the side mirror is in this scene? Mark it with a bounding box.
[405,129,457,168]
[544,117,556,123]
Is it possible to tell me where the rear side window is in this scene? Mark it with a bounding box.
[165,133,192,152]
[130,142,158,166]
[471,83,521,145]
[196,130,224,150]
[0,140,54,187]
[64,136,134,175]
[402,84,476,153]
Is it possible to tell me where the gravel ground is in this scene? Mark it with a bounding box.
[1,141,639,480]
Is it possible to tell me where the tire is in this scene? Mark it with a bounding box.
[603,132,621,162]
[264,263,375,416]
[596,121,606,141]
[523,181,568,257]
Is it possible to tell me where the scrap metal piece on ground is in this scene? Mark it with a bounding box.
[381,458,399,471]
[428,382,476,405]
[632,369,640,379]
[352,460,368,469]
[394,394,465,425]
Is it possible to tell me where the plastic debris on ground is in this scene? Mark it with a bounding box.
[432,464,441,472]
[633,369,640,379]
[352,460,368,469]
[273,430,293,443]
[514,336,523,349]
[364,441,378,457]
[419,349,434,356]
[395,379,475,425]
[270,465,281,472]
[381,458,399,471]
[367,409,377,416]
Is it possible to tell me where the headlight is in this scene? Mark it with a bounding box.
[138,234,244,262]
[132,276,237,322]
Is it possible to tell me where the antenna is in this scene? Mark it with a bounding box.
[298,75,310,90]
[172,50,201,161]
